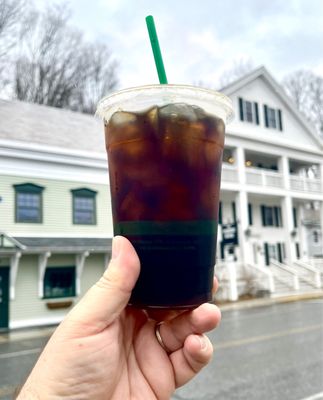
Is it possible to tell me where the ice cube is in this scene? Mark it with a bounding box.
[192,105,207,120]
[110,111,137,126]
[159,103,197,122]
[145,106,158,130]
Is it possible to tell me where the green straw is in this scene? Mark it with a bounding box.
[145,15,168,84]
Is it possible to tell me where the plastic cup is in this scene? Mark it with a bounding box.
[97,84,233,308]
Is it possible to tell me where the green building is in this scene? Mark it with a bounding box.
[0,99,113,330]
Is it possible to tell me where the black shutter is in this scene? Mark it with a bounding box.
[248,203,253,225]
[295,243,300,259]
[278,207,283,227]
[264,105,269,127]
[293,207,298,228]
[261,205,266,226]
[278,109,283,131]
[254,102,259,125]
[239,98,244,121]
[264,243,270,266]
[220,242,224,260]
[274,206,279,227]
[277,243,282,263]
[219,201,222,225]
[232,202,237,223]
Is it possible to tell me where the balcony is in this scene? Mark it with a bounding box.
[246,168,284,188]
[222,164,239,182]
[290,175,322,193]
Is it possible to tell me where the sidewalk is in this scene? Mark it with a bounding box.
[1,291,322,343]
[218,290,323,311]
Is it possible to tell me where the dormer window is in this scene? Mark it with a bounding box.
[238,98,259,125]
[264,105,283,131]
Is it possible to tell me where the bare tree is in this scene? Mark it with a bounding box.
[219,58,254,88]
[283,70,323,137]
[72,42,119,114]
[0,0,26,90]
[11,3,118,113]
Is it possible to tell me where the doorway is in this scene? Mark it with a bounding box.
[0,267,9,330]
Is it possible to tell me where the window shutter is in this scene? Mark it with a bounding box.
[264,243,270,266]
[254,102,259,125]
[264,105,269,127]
[219,201,223,225]
[277,243,282,263]
[238,98,244,121]
[293,207,298,228]
[295,243,300,259]
[261,205,266,226]
[274,206,279,227]
[278,109,283,131]
[232,202,237,223]
[278,207,283,227]
[248,203,253,225]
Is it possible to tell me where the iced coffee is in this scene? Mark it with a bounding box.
[97,85,233,308]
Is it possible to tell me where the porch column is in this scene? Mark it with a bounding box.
[281,196,295,265]
[279,155,290,189]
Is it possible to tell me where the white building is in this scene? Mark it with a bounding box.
[0,66,322,330]
[216,66,323,300]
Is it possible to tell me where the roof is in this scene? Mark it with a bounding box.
[0,236,111,254]
[0,99,105,154]
[220,66,323,150]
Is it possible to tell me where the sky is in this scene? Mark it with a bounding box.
[35,0,323,90]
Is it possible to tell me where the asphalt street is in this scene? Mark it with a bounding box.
[174,299,323,400]
[0,300,322,400]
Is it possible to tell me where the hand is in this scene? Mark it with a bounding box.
[18,236,221,400]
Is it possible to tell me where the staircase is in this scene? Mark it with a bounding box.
[270,259,322,297]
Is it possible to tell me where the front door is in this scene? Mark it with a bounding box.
[0,267,9,330]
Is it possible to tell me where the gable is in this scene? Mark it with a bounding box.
[224,75,321,151]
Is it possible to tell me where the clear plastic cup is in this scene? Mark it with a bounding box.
[97,84,233,308]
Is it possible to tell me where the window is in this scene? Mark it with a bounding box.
[72,188,97,225]
[238,98,259,125]
[261,205,283,227]
[44,267,76,299]
[264,105,283,131]
[14,183,44,223]
[313,230,319,243]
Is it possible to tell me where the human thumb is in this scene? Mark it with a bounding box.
[65,236,140,333]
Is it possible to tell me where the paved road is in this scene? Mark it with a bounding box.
[0,300,322,400]
[174,299,323,400]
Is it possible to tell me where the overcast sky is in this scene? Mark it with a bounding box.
[37,0,323,90]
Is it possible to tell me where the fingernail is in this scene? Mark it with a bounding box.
[197,335,207,351]
[112,236,121,259]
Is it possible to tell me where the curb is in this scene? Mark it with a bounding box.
[218,291,323,312]
[1,292,322,343]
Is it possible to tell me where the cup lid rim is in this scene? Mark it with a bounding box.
[96,84,234,123]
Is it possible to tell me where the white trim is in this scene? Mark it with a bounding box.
[9,251,21,300]
[38,252,51,298]
[76,251,90,295]
[9,315,64,330]
[0,138,106,160]
[0,156,108,184]
[9,232,112,239]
